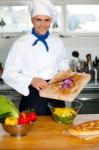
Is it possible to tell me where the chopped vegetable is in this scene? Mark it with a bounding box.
[61,78,74,89]
[53,107,77,124]
[0,95,19,119]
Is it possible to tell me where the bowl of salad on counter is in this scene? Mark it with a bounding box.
[1,110,37,136]
[48,100,82,124]
[0,95,37,136]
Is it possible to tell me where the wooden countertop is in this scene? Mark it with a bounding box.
[0,114,99,150]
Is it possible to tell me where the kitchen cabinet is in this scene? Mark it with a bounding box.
[76,82,99,114]
[77,100,99,114]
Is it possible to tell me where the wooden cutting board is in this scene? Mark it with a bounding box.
[39,70,91,101]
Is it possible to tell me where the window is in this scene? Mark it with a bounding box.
[0,5,62,34]
[66,5,99,34]
[0,6,32,33]
[51,6,62,33]
[1,1,99,36]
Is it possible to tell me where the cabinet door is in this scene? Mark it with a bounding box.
[0,90,21,108]
[76,100,99,114]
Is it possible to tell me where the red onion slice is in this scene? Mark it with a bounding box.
[61,78,74,89]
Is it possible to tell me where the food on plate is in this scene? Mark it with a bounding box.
[39,70,91,101]
[68,120,99,139]
[52,107,77,124]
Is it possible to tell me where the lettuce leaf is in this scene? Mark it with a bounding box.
[0,95,19,119]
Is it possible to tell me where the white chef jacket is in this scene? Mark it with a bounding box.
[2,32,69,96]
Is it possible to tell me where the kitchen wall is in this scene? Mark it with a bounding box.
[62,36,99,60]
[0,38,16,67]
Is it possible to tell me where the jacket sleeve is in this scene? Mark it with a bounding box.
[2,40,33,96]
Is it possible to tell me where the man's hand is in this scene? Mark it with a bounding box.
[31,77,48,91]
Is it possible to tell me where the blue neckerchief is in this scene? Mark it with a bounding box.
[32,28,49,51]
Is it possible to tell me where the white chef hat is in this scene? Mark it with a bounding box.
[28,0,58,23]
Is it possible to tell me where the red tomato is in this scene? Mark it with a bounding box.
[29,112,37,122]
[18,112,30,125]
[19,111,29,118]
[18,116,30,124]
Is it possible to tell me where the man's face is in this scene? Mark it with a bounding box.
[31,15,52,35]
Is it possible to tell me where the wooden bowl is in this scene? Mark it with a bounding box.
[2,123,34,136]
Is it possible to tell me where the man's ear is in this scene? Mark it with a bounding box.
[31,17,34,24]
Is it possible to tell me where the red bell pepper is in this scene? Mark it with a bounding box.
[18,110,37,125]
[18,112,30,125]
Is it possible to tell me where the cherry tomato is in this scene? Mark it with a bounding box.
[19,111,29,118]
[18,112,30,125]
[29,112,37,122]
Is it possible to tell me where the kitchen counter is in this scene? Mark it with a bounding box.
[0,114,99,150]
[85,80,99,89]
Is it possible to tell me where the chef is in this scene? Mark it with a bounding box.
[2,0,69,115]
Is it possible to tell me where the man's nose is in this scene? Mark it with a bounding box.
[40,20,46,26]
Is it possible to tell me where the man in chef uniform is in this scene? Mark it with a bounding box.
[2,0,69,115]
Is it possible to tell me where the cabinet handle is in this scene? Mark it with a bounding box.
[76,97,99,101]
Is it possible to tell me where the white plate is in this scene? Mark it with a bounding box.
[74,114,99,125]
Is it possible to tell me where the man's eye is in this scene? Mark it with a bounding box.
[45,19,51,22]
[36,19,41,22]
[34,18,51,24]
